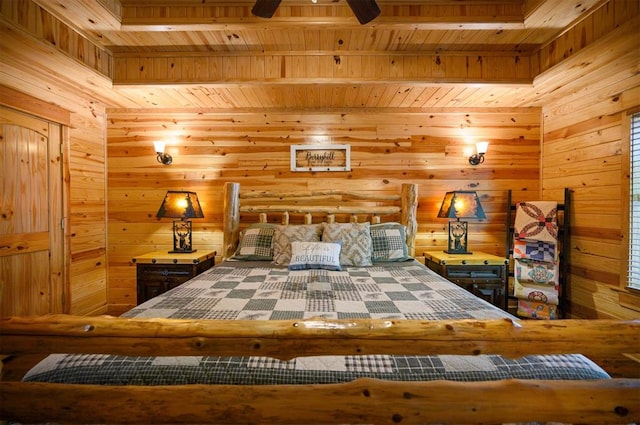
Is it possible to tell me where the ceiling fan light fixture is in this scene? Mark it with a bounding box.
[346,0,381,25]
[251,0,283,19]
[252,0,380,25]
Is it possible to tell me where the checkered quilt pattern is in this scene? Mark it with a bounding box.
[23,260,609,385]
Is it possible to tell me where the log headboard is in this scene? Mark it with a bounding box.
[222,182,418,259]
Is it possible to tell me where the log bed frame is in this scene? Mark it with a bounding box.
[1,182,639,424]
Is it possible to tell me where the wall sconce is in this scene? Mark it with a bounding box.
[156,191,205,253]
[437,191,486,254]
[468,141,489,165]
[154,141,172,165]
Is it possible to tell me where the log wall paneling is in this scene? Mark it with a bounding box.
[0,94,109,317]
[1,0,113,80]
[1,0,115,316]
[112,53,535,86]
[541,78,640,320]
[0,9,111,316]
[0,85,107,318]
[534,2,639,75]
[106,108,540,313]
[2,0,639,321]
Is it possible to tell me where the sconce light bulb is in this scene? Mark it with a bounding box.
[153,141,165,154]
[153,141,172,165]
[476,141,489,155]
[468,141,489,166]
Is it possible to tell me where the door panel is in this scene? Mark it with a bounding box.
[0,107,65,316]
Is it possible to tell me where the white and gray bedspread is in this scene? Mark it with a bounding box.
[24,260,609,385]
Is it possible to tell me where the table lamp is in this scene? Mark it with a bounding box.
[437,191,486,254]
[156,190,204,253]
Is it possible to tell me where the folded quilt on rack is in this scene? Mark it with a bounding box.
[514,279,559,305]
[513,239,557,263]
[514,201,558,243]
[517,299,559,319]
[514,258,558,285]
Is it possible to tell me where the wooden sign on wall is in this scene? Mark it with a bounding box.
[290,144,350,172]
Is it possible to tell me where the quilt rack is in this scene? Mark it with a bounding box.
[505,188,571,319]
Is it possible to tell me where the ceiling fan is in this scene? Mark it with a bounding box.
[251,0,381,25]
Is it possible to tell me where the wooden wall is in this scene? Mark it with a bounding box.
[1,7,111,316]
[538,2,640,320]
[3,0,639,319]
[106,109,541,313]
[541,80,640,320]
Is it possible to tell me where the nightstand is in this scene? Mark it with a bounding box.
[424,250,509,310]
[132,250,216,305]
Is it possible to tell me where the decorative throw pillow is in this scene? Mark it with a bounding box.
[233,223,276,260]
[370,222,411,262]
[321,222,372,266]
[288,241,342,271]
[272,224,323,265]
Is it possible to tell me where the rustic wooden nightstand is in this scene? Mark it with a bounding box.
[132,250,216,305]
[424,250,509,311]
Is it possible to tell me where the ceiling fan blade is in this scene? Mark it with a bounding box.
[346,0,380,25]
[251,0,283,18]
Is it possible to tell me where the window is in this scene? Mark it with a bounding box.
[629,113,640,289]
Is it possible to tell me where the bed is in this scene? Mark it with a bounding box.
[1,182,639,424]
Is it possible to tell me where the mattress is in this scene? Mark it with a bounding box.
[23,260,610,385]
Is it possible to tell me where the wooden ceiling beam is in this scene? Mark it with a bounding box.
[112,51,535,86]
[32,0,121,31]
[118,2,525,31]
[523,0,601,28]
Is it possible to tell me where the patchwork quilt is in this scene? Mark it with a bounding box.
[514,201,558,243]
[24,260,609,385]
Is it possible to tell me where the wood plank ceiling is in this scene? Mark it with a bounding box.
[31,0,603,109]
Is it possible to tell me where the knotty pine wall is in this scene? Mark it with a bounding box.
[541,74,640,321]
[106,109,541,313]
[0,86,108,316]
[3,0,638,319]
[536,1,640,320]
[1,12,111,316]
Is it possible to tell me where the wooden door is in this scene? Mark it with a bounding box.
[0,107,66,316]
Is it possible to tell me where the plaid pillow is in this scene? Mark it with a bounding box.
[233,224,275,260]
[321,222,372,267]
[370,222,410,262]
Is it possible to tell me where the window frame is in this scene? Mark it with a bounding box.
[622,109,640,293]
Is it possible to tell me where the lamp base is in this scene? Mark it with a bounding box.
[172,219,195,253]
[443,250,473,255]
[446,220,470,254]
[168,249,198,254]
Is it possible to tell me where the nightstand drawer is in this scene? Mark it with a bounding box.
[444,265,504,281]
[136,264,196,283]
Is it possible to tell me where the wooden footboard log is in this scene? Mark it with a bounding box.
[1,316,639,424]
[1,316,638,360]
[2,378,639,424]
